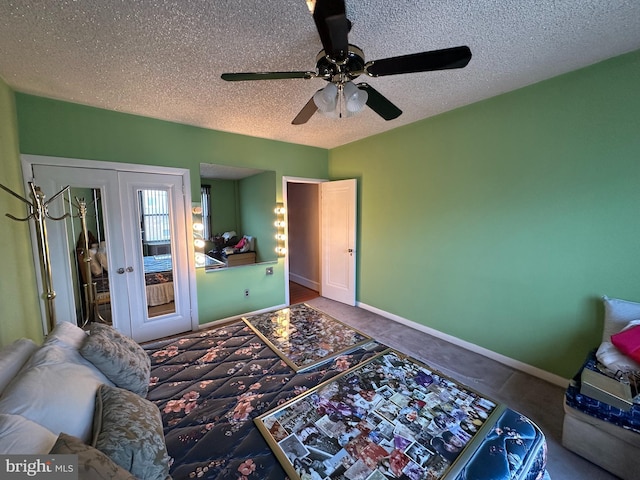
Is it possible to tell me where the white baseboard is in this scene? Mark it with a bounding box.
[198,303,287,330]
[289,273,320,292]
[357,302,569,388]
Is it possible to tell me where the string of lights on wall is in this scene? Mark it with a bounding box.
[274,204,286,257]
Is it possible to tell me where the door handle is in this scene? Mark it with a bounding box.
[126,266,134,272]
[348,248,354,255]
[117,267,134,274]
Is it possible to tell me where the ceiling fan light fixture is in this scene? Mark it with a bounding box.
[221,0,472,125]
[343,81,368,113]
[313,82,338,113]
[313,81,368,119]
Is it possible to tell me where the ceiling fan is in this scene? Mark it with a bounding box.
[221,0,472,125]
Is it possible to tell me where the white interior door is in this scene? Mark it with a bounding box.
[119,172,192,342]
[320,179,357,305]
[32,164,130,330]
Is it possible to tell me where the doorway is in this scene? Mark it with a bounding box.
[286,181,321,304]
[283,177,357,306]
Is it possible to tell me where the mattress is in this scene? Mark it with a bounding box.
[144,319,549,480]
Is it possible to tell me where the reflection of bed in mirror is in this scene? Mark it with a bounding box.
[92,256,174,307]
[77,246,174,309]
[142,255,174,306]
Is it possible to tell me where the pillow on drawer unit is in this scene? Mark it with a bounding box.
[0,338,39,395]
[0,344,113,443]
[602,296,640,343]
[80,323,151,397]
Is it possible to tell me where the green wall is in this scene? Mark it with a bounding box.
[204,178,239,234]
[0,79,44,345]
[13,94,328,327]
[238,170,277,262]
[330,49,640,379]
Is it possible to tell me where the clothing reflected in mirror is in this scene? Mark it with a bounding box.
[198,164,278,270]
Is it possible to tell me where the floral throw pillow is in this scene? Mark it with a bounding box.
[92,385,172,480]
[50,432,136,480]
[80,323,151,397]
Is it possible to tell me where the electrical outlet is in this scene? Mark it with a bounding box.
[244,289,250,297]
[266,267,273,275]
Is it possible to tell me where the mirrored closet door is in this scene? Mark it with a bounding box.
[31,163,193,342]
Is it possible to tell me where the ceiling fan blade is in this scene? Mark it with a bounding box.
[358,84,402,121]
[221,71,313,81]
[291,96,318,125]
[366,46,472,77]
[312,0,349,61]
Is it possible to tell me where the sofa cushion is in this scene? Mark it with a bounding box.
[80,323,151,397]
[0,413,58,454]
[92,385,171,480]
[0,344,113,442]
[50,433,136,480]
[43,320,88,350]
[0,338,38,395]
[602,296,640,343]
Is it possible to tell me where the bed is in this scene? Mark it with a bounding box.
[87,254,174,308]
[0,307,548,480]
[142,255,175,307]
[143,309,550,480]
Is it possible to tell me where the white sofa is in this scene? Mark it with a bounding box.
[0,321,171,480]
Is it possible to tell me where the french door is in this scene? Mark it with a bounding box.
[30,162,194,342]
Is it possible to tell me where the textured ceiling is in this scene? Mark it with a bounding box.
[1,1,639,149]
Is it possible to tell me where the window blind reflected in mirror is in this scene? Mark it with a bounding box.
[140,189,170,242]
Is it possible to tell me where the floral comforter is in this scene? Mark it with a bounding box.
[144,321,386,480]
[144,320,548,480]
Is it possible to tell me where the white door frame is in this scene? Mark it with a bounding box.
[21,154,199,335]
[282,176,327,306]
[283,175,358,306]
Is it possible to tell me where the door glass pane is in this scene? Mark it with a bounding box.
[66,187,113,326]
[139,189,176,317]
